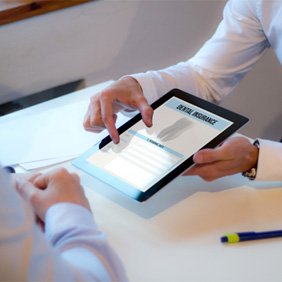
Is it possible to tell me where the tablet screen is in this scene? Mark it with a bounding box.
[73,89,248,201]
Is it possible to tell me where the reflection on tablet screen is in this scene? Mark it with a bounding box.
[86,96,233,193]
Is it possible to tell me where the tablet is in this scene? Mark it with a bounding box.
[73,89,248,202]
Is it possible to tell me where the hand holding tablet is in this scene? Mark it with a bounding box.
[73,89,248,202]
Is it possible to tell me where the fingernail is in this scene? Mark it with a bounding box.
[112,136,119,144]
[193,153,202,163]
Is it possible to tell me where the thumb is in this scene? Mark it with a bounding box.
[15,177,39,202]
[193,146,227,164]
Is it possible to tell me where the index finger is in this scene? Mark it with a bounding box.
[137,97,153,128]
[84,97,106,133]
[100,95,120,144]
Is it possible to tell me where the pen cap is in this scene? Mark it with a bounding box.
[221,233,240,243]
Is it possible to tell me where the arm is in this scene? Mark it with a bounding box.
[0,167,126,281]
[185,137,282,182]
[84,0,269,141]
[132,0,270,103]
[44,203,125,282]
[185,136,259,181]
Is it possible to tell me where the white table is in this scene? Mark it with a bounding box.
[72,163,282,282]
[2,82,282,282]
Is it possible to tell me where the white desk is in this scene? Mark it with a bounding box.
[2,82,282,282]
[73,165,282,282]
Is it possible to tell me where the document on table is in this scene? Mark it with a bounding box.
[0,81,130,169]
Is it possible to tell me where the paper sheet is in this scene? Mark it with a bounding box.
[0,81,130,168]
[19,155,78,170]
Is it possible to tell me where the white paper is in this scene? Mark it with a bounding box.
[0,81,130,167]
[19,155,78,170]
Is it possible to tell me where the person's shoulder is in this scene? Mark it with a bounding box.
[227,0,257,16]
[224,0,264,26]
[229,0,281,18]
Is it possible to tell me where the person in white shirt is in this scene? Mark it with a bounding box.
[83,0,282,182]
[0,165,127,281]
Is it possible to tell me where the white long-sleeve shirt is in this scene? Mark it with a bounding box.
[131,0,282,182]
[0,166,127,281]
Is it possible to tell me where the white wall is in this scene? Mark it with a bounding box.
[0,0,281,140]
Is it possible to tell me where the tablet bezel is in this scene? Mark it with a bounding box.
[73,89,248,202]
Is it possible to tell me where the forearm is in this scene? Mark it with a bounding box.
[131,62,222,104]
[45,203,127,282]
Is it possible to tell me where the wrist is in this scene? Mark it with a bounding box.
[242,139,260,180]
[120,76,143,95]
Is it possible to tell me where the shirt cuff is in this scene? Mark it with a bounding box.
[45,203,98,243]
[129,73,160,105]
[256,138,282,181]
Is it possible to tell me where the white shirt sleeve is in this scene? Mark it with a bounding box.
[256,139,282,182]
[130,0,281,182]
[0,166,127,282]
[131,0,270,104]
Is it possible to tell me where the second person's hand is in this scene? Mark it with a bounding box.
[15,168,91,222]
[185,136,259,181]
[83,76,153,144]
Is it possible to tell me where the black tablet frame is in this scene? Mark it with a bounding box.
[73,89,249,202]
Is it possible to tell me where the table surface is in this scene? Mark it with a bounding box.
[3,81,282,282]
[75,163,282,282]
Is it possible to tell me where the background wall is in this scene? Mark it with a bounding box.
[0,0,281,140]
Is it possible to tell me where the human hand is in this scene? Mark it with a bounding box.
[185,136,259,181]
[15,168,90,221]
[83,76,153,143]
